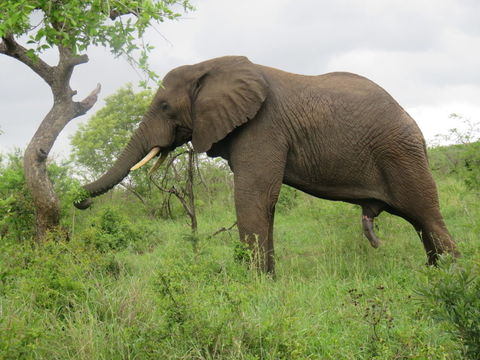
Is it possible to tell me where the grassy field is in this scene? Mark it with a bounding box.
[1,158,479,359]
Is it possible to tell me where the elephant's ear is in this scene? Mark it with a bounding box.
[191,56,268,153]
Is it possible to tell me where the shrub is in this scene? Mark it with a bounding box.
[430,114,480,193]
[0,150,84,242]
[78,206,157,253]
[418,258,480,359]
[461,141,480,190]
[0,151,35,241]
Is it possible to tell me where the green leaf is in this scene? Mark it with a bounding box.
[0,0,193,83]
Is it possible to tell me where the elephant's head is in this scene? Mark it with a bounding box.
[75,56,268,209]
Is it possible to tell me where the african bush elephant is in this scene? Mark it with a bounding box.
[75,56,458,273]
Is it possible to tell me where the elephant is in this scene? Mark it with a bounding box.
[75,55,458,274]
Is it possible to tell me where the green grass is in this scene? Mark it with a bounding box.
[1,174,478,359]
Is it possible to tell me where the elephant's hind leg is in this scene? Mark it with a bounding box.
[384,166,459,265]
[415,215,459,265]
[360,200,385,248]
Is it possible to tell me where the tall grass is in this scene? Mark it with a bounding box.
[1,168,478,359]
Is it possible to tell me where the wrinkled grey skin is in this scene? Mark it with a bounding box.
[75,56,458,274]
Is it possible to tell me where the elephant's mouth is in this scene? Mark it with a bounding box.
[130,147,169,175]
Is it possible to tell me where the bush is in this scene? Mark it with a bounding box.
[0,151,35,241]
[430,141,480,192]
[430,114,480,193]
[461,141,480,190]
[78,206,157,253]
[0,150,84,242]
[418,258,480,359]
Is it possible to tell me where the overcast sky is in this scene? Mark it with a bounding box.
[1,0,480,158]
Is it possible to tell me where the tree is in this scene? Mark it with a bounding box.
[149,145,199,234]
[0,0,192,241]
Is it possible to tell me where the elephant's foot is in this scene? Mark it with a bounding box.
[362,215,381,248]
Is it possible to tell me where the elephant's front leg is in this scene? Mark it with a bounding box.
[234,172,283,275]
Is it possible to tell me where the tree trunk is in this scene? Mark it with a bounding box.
[1,36,101,242]
[24,103,72,240]
[24,139,61,241]
[26,85,100,241]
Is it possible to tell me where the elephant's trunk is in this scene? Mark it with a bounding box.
[74,126,152,209]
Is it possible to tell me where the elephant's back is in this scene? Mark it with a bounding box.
[273,69,428,198]
[258,65,427,159]
[296,71,425,154]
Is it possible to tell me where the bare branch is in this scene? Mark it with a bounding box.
[73,83,101,116]
[150,178,194,218]
[207,222,237,240]
[150,149,198,234]
[165,151,189,171]
[80,83,101,108]
[68,54,89,67]
[119,182,146,206]
[160,150,188,186]
[0,34,54,86]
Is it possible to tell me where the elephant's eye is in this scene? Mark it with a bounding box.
[160,102,170,112]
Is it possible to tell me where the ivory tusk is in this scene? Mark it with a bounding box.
[148,151,168,175]
[130,147,161,171]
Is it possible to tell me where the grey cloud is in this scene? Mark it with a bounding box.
[188,0,452,72]
[1,0,479,155]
